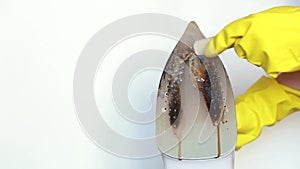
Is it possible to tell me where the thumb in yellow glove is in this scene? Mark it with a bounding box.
[235,76,300,150]
[194,6,300,78]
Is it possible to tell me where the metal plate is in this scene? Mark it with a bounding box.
[156,21,236,160]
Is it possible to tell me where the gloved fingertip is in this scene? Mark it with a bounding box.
[204,39,218,58]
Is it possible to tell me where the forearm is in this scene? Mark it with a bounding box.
[276,70,300,90]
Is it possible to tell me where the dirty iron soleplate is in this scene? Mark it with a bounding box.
[156,21,236,160]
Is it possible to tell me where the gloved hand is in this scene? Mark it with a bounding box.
[194,6,300,78]
[235,76,300,150]
[194,6,300,150]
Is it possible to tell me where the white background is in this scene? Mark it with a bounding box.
[1,0,300,169]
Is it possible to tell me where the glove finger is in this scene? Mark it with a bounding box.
[206,16,252,58]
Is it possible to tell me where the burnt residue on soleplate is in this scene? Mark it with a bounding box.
[163,73,181,128]
[159,41,192,129]
[159,45,215,130]
[188,54,212,112]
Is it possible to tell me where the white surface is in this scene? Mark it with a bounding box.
[162,151,234,169]
[1,0,300,169]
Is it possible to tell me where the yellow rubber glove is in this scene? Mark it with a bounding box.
[199,6,300,78]
[193,6,300,150]
[235,76,300,150]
